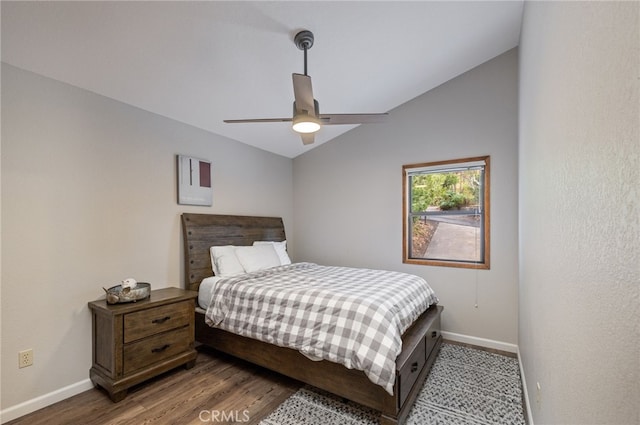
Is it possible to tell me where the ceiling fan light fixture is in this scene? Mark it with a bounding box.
[292,113,321,133]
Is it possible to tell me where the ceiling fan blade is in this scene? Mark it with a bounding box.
[224,118,292,123]
[301,133,315,145]
[292,73,316,115]
[319,113,388,125]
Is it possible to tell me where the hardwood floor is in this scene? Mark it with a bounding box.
[6,340,519,425]
[6,345,301,425]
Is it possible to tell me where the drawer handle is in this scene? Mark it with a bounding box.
[411,362,419,373]
[152,316,171,324]
[431,331,438,338]
[151,344,171,353]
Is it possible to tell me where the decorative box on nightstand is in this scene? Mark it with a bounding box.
[88,287,198,402]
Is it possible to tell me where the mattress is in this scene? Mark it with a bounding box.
[198,276,221,310]
[199,262,438,394]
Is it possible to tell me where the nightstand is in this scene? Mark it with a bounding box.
[88,287,198,402]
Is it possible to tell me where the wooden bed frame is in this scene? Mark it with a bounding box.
[181,213,443,425]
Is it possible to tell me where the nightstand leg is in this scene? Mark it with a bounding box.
[109,389,127,403]
[185,359,196,369]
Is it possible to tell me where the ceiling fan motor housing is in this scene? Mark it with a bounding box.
[293,99,320,117]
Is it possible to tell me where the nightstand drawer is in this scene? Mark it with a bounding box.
[123,326,192,374]
[124,301,191,343]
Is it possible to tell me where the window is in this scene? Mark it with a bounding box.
[403,156,490,269]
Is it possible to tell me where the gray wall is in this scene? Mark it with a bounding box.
[1,64,293,410]
[293,49,519,346]
[518,2,639,423]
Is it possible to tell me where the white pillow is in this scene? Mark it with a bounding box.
[235,244,281,273]
[209,245,245,277]
[253,240,291,265]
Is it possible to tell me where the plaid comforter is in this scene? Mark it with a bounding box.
[204,262,438,395]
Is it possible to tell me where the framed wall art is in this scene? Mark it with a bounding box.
[177,155,212,206]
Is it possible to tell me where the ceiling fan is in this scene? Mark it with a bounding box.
[224,30,388,145]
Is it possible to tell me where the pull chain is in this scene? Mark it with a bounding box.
[474,205,480,308]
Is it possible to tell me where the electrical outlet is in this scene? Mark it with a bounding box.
[19,349,33,368]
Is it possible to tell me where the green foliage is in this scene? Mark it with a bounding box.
[410,175,433,212]
[442,174,458,189]
[410,170,481,212]
[439,191,467,210]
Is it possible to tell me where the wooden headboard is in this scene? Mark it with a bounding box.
[181,213,286,291]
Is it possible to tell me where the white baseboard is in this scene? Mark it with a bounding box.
[0,378,94,424]
[517,347,535,425]
[441,331,518,353]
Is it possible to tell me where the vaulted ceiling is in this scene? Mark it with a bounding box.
[2,1,523,158]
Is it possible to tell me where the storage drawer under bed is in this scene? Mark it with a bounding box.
[398,337,426,404]
[395,305,443,409]
[425,313,441,358]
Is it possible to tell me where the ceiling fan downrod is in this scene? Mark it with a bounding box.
[294,30,314,76]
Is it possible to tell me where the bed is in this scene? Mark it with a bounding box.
[181,213,443,425]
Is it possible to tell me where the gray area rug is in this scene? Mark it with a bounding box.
[260,343,525,425]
